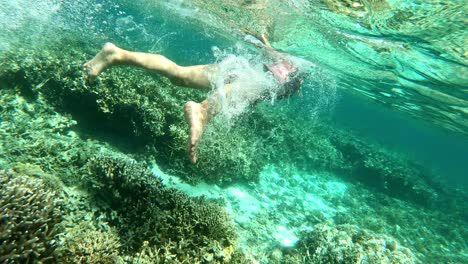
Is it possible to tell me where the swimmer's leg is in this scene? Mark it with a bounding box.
[184,84,237,163]
[184,100,208,164]
[83,42,215,90]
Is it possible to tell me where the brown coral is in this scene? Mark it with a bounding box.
[295,223,416,264]
[0,170,63,263]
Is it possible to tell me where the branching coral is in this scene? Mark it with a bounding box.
[56,221,123,264]
[86,155,239,262]
[0,170,63,263]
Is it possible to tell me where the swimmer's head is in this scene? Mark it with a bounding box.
[296,68,312,81]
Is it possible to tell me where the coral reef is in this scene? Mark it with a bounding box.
[0,84,105,186]
[293,223,416,264]
[334,184,468,263]
[0,170,63,263]
[56,221,123,264]
[0,45,199,146]
[54,181,126,264]
[329,130,446,207]
[0,69,244,262]
[86,155,239,262]
[0,78,245,262]
[193,115,269,184]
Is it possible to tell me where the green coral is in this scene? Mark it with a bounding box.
[56,221,123,264]
[0,45,201,145]
[86,155,239,262]
[0,83,107,186]
[194,114,268,184]
[0,170,63,263]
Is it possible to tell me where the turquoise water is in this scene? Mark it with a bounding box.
[333,92,468,189]
[0,0,467,263]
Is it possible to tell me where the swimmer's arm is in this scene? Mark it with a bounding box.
[259,33,273,49]
[242,29,272,49]
[242,29,290,62]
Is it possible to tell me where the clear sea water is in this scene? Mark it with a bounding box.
[1,0,467,263]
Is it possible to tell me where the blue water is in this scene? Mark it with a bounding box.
[333,91,468,190]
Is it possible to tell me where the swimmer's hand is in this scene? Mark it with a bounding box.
[242,29,272,48]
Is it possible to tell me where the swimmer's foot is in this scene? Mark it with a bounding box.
[184,101,208,164]
[83,42,121,83]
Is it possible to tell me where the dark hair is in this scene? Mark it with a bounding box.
[276,69,310,99]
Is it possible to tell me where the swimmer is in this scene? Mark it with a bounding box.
[83,33,306,163]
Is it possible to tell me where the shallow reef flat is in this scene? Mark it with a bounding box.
[0,43,466,263]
